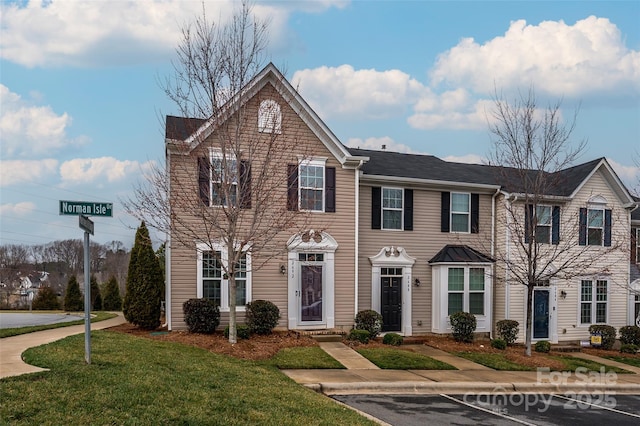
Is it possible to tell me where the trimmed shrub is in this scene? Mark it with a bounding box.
[620,344,639,354]
[224,324,250,340]
[102,276,123,311]
[588,324,616,350]
[382,333,403,346]
[246,300,280,335]
[354,309,383,339]
[348,329,370,344]
[449,311,477,343]
[496,319,519,345]
[64,275,83,312]
[491,338,507,350]
[32,286,60,310]
[619,326,640,346]
[535,340,551,353]
[90,275,102,311]
[183,298,220,334]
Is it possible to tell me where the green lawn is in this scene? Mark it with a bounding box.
[266,346,345,369]
[0,331,374,425]
[600,355,640,368]
[550,355,631,374]
[357,347,456,370]
[0,312,117,338]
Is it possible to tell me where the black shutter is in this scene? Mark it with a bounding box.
[372,187,381,229]
[471,193,479,234]
[239,160,251,209]
[604,209,612,247]
[525,204,533,244]
[325,167,336,213]
[441,192,450,232]
[579,208,587,246]
[197,157,210,206]
[552,206,560,244]
[287,164,298,211]
[403,189,413,231]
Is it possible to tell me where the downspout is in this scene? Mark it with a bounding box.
[163,148,171,329]
[491,187,500,339]
[354,160,363,319]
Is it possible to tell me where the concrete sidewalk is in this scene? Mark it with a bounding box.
[283,341,640,395]
[0,312,126,379]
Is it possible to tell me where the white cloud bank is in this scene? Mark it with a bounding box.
[0,159,59,187]
[59,157,155,186]
[0,85,87,158]
[346,136,419,154]
[0,202,36,216]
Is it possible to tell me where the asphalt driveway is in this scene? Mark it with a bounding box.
[0,312,83,329]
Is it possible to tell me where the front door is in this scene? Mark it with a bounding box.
[381,271,402,332]
[533,289,550,339]
[300,264,323,323]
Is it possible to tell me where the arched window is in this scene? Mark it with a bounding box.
[258,99,282,133]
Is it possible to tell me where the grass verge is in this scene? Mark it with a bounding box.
[0,312,117,338]
[0,331,374,425]
[549,355,631,374]
[265,346,345,369]
[357,347,456,370]
[600,355,640,368]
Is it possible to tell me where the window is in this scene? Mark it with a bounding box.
[447,267,486,316]
[634,293,640,325]
[587,209,604,246]
[299,162,324,211]
[535,206,552,244]
[451,193,470,232]
[197,243,251,311]
[211,151,238,206]
[382,188,403,230]
[580,279,607,324]
[258,100,281,133]
[636,229,640,264]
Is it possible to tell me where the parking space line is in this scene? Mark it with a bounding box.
[551,394,640,418]
[440,394,537,426]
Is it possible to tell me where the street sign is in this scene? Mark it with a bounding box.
[79,215,94,235]
[59,200,113,217]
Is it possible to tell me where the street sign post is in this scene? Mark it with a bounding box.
[59,200,113,364]
[59,201,113,217]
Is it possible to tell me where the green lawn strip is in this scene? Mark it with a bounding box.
[0,331,374,426]
[265,346,345,369]
[0,312,117,338]
[356,347,456,370]
[549,355,632,374]
[455,351,534,371]
[599,355,640,368]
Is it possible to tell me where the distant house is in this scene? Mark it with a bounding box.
[165,63,639,343]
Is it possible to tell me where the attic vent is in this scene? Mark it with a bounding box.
[381,144,386,150]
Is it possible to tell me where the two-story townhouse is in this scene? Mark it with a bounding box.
[165,64,367,332]
[630,202,640,326]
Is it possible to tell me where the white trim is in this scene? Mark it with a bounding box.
[298,158,327,212]
[577,278,609,327]
[381,186,404,230]
[257,99,282,134]
[369,246,415,336]
[450,192,471,233]
[530,285,558,343]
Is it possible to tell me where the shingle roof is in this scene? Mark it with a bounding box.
[428,245,494,264]
[165,116,207,140]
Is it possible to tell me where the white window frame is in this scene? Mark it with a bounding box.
[535,205,552,244]
[579,279,608,325]
[447,266,487,316]
[381,187,403,230]
[450,192,471,233]
[636,228,640,264]
[298,158,326,212]
[209,149,238,207]
[587,208,604,246]
[196,242,252,312]
[258,99,282,134]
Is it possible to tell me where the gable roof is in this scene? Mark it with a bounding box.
[165,63,367,167]
[428,244,494,264]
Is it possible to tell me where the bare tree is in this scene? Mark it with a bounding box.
[125,2,316,342]
[486,88,627,356]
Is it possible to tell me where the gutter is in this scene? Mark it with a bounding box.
[354,160,364,318]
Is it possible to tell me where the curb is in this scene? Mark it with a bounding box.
[307,381,640,395]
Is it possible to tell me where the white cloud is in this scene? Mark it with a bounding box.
[408,96,495,130]
[0,159,59,187]
[293,65,429,120]
[0,0,346,68]
[346,137,420,154]
[59,157,155,186]
[0,85,87,158]
[430,16,640,98]
[442,154,486,165]
[608,158,640,194]
[0,202,36,216]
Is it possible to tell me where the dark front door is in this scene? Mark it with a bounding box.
[381,276,402,332]
[300,265,323,322]
[533,289,550,339]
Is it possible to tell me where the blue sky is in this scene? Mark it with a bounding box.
[1,0,639,248]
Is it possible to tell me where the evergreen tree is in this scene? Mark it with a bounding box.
[64,275,83,312]
[32,286,61,310]
[123,222,162,329]
[90,275,102,310]
[103,275,122,311]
